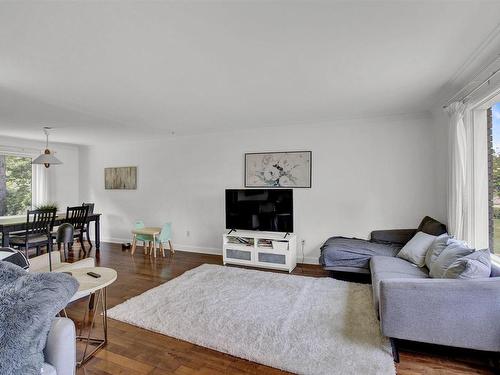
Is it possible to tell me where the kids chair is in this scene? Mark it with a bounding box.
[154,223,174,257]
[134,220,154,254]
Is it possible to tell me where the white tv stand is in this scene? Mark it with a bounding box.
[222,230,297,273]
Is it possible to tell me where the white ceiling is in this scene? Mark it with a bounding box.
[1,1,500,145]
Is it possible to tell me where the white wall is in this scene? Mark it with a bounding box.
[430,108,448,223]
[79,113,445,263]
[0,135,80,209]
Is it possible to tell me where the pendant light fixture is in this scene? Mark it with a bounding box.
[32,127,63,168]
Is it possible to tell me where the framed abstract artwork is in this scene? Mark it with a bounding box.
[104,166,137,189]
[245,151,312,188]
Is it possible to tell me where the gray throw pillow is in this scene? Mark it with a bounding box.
[429,242,474,278]
[417,216,447,236]
[424,233,450,269]
[443,249,492,279]
[397,231,436,267]
[0,261,79,375]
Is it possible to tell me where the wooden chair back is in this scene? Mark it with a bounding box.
[82,202,95,215]
[56,223,75,245]
[157,223,172,243]
[65,205,89,232]
[25,208,57,239]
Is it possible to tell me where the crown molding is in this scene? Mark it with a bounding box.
[0,146,39,157]
[447,23,500,86]
[437,23,500,106]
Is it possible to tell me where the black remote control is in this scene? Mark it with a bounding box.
[87,271,101,278]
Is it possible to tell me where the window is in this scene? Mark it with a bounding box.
[0,154,33,216]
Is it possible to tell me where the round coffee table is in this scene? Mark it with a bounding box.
[67,267,117,366]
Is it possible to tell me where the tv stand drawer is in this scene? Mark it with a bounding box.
[257,252,286,265]
[225,248,252,262]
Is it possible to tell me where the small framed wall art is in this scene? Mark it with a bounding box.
[104,166,137,190]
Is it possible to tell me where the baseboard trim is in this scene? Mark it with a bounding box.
[300,256,320,265]
[102,237,222,256]
[173,244,222,256]
[102,238,320,264]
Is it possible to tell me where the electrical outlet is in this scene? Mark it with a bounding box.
[301,239,305,247]
[186,230,190,237]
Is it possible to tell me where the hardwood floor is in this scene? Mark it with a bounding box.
[64,243,497,375]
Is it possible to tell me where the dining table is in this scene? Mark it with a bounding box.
[0,212,101,250]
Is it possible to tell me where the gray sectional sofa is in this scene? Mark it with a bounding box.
[319,217,500,361]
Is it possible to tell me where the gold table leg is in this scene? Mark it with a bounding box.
[76,287,108,367]
[131,234,137,255]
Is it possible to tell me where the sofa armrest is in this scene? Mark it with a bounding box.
[370,229,417,245]
[56,257,96,273]
[379,278,500,352]
[28,251,63,272]
[44,318,76,375]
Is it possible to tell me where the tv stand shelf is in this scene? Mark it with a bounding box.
[222,230,297,273]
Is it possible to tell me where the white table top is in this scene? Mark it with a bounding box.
[67,267,117,302]
[132,227,161,236]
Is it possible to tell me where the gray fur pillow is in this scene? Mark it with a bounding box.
[0,261,79,375]
[0,256,27,284]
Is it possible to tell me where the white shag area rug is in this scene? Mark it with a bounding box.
[107,264,395,375]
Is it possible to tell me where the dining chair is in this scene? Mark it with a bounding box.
[134,220,154,254]
[81,202,95,248]
[55,223,74,262]
[9,208,57,258]
[65,205,89,254]
[154,223,174,257]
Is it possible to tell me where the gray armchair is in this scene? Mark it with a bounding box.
[43,318,76,375]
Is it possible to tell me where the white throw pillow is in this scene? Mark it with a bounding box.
[397,231,436,267]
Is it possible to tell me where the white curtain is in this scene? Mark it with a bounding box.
[445,101,469,241]
[32,164,48,208]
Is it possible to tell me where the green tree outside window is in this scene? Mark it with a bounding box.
[0,155,32,216]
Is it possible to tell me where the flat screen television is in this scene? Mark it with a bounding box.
[225,189,293,232]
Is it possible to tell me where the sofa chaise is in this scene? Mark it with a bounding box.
[319,216,447,274]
